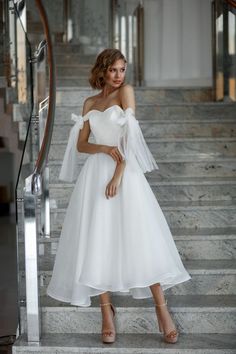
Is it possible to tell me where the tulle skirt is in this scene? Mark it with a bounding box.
[47,152,191,307]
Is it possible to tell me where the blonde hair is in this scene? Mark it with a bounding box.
[89,48,127,89]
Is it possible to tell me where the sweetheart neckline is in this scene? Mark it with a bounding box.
[82,104,133,118]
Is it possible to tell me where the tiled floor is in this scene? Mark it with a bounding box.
[0,214,19,353]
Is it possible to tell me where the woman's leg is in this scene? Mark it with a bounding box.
[100,291,111,304]
[99,292,115,336]
[150,283,177,334]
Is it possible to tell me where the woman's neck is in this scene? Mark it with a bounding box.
[100,84,118,98]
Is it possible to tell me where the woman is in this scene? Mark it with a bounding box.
[47,48,191,345]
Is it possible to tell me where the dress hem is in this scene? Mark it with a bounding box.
[46,272,192,307]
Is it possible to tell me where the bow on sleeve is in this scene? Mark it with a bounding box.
[59,113,85,182]
[117,108,159,173]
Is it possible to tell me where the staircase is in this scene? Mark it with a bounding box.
[13,45,236,353]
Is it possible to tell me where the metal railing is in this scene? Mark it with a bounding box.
[12,0,56,342]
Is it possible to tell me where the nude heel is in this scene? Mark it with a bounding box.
[155,299,179,344]
[100,302,116,343]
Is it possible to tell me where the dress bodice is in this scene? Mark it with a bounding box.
[59,105,158,182]
[83,105,127,145]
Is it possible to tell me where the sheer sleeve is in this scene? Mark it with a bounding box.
[117,107,159,173]
[59,113,86,182]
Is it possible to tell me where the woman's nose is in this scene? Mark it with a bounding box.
[115,71,121,78]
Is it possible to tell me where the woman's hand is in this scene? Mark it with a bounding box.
[104,145,123,163]
[105,175,122,199]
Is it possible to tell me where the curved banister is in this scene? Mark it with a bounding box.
[12,0,56,341]
[31,0,56,193]
[226,0,236,8]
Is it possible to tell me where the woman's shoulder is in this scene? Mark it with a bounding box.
[119,83,134,93]
[119,83,135,109]
[82,94,99,116]
[84,93,99,106]
[119,83,135,101]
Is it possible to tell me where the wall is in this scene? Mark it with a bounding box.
[71,0,110,53]
[144,0,212,87]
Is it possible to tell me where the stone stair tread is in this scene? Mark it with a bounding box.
[51,199,236,211]
[51,137,236,144]
[43,233,236,241]
[151,200,236,208]
[49,155,236,165]
[53,101,236,107]
[49,176,236,187]
[48,156,236,164]
[183,259,236,271]
[47,226,236,239]
[54,97,236,104]
[55,63,92,67]
[50,174,236,189]
[56,74,88,78]
[39,294,236,309]
[34,259,236,273]
[172,226,236,236]
[53,117,236,125]
[146,176,236,185]
[53,88,213,104]
[54,119,236,124]
[12,332,236,353]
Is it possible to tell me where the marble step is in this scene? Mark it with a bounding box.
[48,140,236,162]
[53,44,82,53]
[55,53,96,65]
[18,295,236,334]
[51,119,236,139]
[49,201,236,230]
[49,140,236,165]
[56,77,90,86]
[56,64,92,77]
[12,332,236,354]
[35,231,236,261]
[54,87,213,104]
[54,103,236,122]
[49,178,236,207]
[18,260,236,297]
[49,159,236,180]
[17,225,236,260]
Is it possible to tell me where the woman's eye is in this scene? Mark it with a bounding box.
[109,68,125,73]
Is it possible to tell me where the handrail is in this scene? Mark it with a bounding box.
[12,0,56,341]
[226,0,236,8]
[31,0,56,195]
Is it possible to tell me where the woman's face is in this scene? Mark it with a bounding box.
[104,59,126,88]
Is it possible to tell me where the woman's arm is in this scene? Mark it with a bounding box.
[105,85,136,198]
[76,98,106,154]
[112,83,136,178]
[119,83,136,112]
[113,159,126,178]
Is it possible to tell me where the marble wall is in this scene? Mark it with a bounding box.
[70,0,110,53]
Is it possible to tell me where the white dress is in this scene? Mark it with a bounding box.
[47,105,191,307]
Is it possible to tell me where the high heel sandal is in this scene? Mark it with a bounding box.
[100,302,116,343]
[155,300,179,344]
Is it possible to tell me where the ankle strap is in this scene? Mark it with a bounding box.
[100,302,112,307]
[155,299,168,307]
